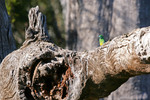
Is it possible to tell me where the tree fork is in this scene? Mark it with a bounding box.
[0,6,150,100]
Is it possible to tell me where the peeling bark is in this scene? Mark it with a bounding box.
[1,6,150,100]
[60,1,150,99]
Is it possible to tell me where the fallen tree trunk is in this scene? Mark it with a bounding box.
[1,6,150,100]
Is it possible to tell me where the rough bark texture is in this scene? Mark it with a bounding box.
[60,0,150,99]
[1,6,150,100]
[0,0,16,63]
[103,1,150,100]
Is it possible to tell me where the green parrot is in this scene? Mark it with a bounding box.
[99,35,105,46]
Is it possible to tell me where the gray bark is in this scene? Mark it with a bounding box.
[0,0,16,63]
[104,1,150,100]
[60,0,150,99]
[1,6,150,100]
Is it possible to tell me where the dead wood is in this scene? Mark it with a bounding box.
[1,6,150,100]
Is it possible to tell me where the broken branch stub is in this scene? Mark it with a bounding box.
[1,6,150,100]
[24,6,50,46]
[22,6,87,100]
[0,6,87,100]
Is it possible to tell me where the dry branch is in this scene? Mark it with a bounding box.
[0,6,150,100]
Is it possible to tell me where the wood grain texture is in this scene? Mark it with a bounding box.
[60,1,150,99]
[1,6,150,100]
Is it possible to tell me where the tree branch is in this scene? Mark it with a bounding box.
[23,6,50,47]
[81,27,150,99]
[0,6,150,100]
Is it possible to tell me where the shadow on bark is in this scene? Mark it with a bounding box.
[1,6,150,100]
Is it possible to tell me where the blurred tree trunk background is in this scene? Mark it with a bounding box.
[3,0,150,99]
[60,0,150,99]
[0,0,16,63]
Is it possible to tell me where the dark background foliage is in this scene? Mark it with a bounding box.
[5,0,65,48]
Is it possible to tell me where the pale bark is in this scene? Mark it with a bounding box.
[0,0,16,63]
[60,0,150,99]
[1,6,150,100]
[103,1,150,99]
